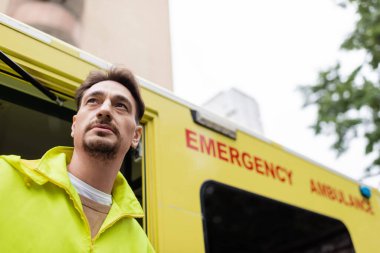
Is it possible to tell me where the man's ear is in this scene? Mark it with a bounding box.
[131,125,143,149]
[71,115,77,138]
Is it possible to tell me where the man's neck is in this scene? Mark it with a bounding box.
[67,149,123,194]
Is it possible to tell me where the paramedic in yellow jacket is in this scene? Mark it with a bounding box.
[0,67,155,252]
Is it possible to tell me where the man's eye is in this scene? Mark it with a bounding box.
[86,98,98,104]
[115,103,128,110]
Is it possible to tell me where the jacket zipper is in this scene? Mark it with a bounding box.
[38,175,93,238]
[93,213,144,242]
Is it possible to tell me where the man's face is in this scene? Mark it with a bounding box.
[71,80,142,160]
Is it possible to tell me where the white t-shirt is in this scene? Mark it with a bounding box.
[68,172,112,206]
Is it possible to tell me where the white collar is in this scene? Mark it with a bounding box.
[68,172,112,206]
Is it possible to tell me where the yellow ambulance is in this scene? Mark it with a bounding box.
[1,13,379,252]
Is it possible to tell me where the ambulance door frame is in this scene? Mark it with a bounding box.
[141,107,159,250]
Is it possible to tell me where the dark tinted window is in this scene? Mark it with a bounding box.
[201,181,355,253]
[0,84,74,158]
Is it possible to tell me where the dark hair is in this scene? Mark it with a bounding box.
[75,67,145,122]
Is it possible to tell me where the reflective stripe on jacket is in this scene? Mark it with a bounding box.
[0,146,155,252]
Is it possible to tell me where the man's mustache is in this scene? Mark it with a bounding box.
[85,120,120,136]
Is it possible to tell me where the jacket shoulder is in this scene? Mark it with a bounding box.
[0,155,45,183]
[0,155,21,171]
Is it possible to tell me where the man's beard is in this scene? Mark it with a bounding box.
[83,137,120,160]
[83,120,121,160]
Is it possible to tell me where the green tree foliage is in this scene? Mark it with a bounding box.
[300,0,380,175]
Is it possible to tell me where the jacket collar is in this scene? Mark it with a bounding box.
[25,146,144,217]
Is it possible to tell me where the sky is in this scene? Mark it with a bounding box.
[168,0,380,186]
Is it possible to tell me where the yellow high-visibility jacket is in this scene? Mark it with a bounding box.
[0,146,154,253]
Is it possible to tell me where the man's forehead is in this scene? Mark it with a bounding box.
[85,80,131,96]
[82,80,137,111]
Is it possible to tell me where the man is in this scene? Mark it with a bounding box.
[0,67,155,252]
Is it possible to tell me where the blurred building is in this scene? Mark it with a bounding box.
[1,0,172,90]
[1,0,264,132]
[203,88,264,134]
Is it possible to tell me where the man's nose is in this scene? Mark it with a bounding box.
[97,100,112,119]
